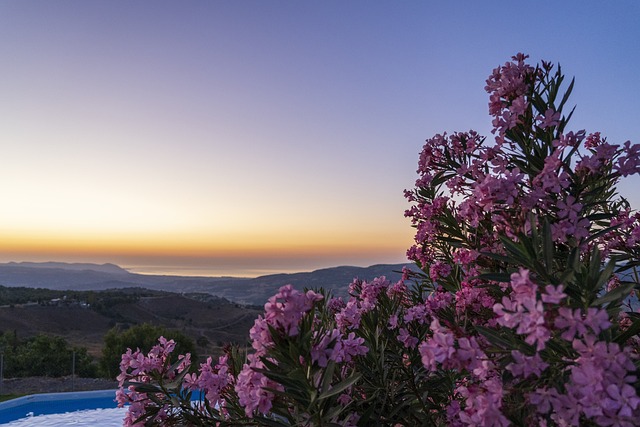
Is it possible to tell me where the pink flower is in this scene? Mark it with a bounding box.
[455,283,495,315]
[327,297,346,313]
[235,354,282,417]
[454,377,510,426]
[419,319,456,370]
[337,393,352,405]
[537,108,561,129]
[555,307,611,341]
[387,280,408,298]
[616,140,640,177]
[425,287,454,312]
[187,355,233,406]
[388,314,399,329]
[541,284,566,304]
[506,350,548,378]
[584,308,612,334]
[311,329,342,367]
[249,316,273,353]
[485,53,534,143]
[493,269,550,350]
[398,327,418,348]
[262,285,322,337]
[584,132,602,149]
[527,387,554,415]
[335,332,368,363]
[429,260,452,281]
[602,383,640,418]
[336,300,362,330]
[404,304,429,324]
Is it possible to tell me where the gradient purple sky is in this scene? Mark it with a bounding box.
[0,1,638,276]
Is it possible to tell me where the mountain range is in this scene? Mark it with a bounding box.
[0,262,416,306]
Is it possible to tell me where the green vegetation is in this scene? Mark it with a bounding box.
[0,285,165,310]
[0,286,65,306]
[0,332,95,377]
[100,323,197,379]
[0,286,252,384]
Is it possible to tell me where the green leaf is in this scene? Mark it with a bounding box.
[586,249,605,294]
[477,272,512,283]
[253,415,292,427]
[474,326,514,350]
[125,381,162,394]
[584,223,622,245]
[163,366,190,390]
[542,219,554,275]
[558,77,575,111]
[499,236,534,265]
[318,373,362,400]
[591,282,636,307]
[320,360,337,395]
[480,252,514,264]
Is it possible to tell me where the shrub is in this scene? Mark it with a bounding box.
[116,54,640,426]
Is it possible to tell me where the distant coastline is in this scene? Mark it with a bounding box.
[0,261,415,306]
[123,265,294,278]
[0,259,410,280]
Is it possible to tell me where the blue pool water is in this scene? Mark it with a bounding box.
[0,389,120,424]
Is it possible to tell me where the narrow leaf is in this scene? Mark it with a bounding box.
[318,373,362,400]
[475,326,513,350]
[591,282,636,307]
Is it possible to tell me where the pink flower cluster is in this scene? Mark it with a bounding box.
[116,337,187,426]
[485,53,534,143]
[336,277,390,330]
[448,377,510,427]
[416,264,640,425]
[420,319,492,378]
[419,318,511,426]
[406,55,640,272]
[237,285,324,417]
[311,329,368,367]
[493,269,558,350]
[184,355,232,409]
[528,336,640,426]
[252,284,323,347]
[599,209,640,257]
[235,354,283,417]
[402,53,640,426]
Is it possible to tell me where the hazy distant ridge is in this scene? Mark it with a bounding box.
[0,262,415,305]
[2,261,130,274]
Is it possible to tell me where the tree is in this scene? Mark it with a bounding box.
[100,323,197,379]
[0,333,95,378]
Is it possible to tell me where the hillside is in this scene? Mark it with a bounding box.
[0,262,417,375]
[0,262,415,306]
[0,287,262,360]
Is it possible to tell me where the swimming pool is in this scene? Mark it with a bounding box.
[0,389,123,425]
[3,407,127,426]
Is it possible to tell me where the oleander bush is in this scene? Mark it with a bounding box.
[117,54,640,426]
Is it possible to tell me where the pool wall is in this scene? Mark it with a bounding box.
[0,389,119,424]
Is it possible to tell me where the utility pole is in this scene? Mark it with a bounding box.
[1,351,4,396]
[71,351,76,392]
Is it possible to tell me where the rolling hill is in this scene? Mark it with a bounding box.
[0,262,415,306]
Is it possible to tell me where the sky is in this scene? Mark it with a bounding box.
[0,1,638,277]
